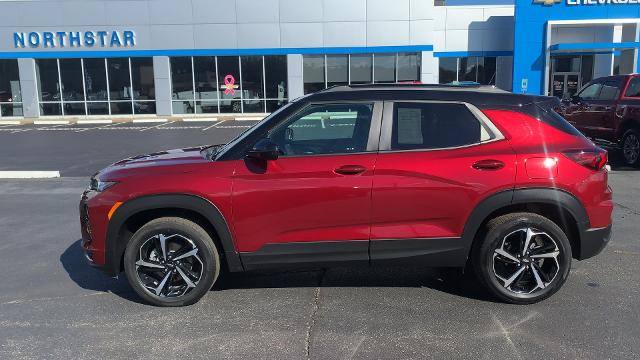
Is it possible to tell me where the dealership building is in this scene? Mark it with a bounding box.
[0,0,639,119]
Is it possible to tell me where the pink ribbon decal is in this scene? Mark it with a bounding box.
[221,74,239,95]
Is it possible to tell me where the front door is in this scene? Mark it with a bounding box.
[232,102,382,268]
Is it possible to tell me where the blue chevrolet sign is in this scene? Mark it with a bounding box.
[13,30,136,49]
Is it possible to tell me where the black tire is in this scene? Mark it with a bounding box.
[621,128,640,167]
[471,212,572,304]
[124,217,220,307]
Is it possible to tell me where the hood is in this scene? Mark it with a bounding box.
[98,145,221,180]
[113,146,211,167]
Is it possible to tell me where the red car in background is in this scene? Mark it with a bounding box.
[80,84,613,306]
[559,74,640,167]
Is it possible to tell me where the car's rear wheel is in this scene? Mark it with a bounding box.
[472,213,572,304]
[622,128,640,167]
[123,217,220,306]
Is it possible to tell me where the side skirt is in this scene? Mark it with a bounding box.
[239,237,467,271]
[370,237,467,267]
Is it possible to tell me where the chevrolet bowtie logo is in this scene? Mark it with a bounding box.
[534,0,561,5]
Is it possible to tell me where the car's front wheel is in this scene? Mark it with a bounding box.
[622,128,640,167]
[123,217,220,306]
[472,213,572,304]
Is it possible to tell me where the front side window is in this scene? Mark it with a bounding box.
[269,103,373,156]
[578,82,601,100]
[391,102,486,151]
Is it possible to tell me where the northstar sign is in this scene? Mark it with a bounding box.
[13,30,136,49]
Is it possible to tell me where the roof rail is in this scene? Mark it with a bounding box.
[345,83,483,89]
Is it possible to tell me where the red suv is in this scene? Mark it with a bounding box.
[80,84,613,306]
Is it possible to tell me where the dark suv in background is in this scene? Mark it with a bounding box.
[80,84,612,306]
[559,74,640,167]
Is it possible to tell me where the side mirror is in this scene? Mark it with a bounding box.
[247,138,279,161]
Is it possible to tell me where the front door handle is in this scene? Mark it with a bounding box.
[334,165,367,175]
[472,159,505,170]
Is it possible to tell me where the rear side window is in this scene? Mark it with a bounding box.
[624,77,640,97]
[391,102,487,150]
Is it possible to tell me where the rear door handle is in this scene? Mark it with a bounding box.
[472,159,505,170]
[334,165,367,175]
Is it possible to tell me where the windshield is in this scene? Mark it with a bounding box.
[213,101,296,160]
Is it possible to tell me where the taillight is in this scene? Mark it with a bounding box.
[563,148,608,170]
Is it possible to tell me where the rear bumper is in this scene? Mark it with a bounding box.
[578,225,612,260]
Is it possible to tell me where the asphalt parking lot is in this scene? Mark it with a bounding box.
[0,120,258,176]
[0,124,639,359]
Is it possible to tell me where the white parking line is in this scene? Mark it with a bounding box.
[182,118,218,122]
[140,120,176,131]
[202,121,224,131]
[0,171,61,179]
[35,124,72,131]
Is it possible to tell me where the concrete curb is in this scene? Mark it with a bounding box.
[0,171,61,179]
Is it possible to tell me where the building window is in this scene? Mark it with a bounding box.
[374,53,396,83]
[35,57,155,116]
[303,52,421,94]
[84,58,109,115]
[131,57,156,115]
[264,56,287,112]
[350,54,373,85]
[438,56,497,85]
[303,55,325,94]
[326,55,348,87]
[194,57,218,114]
[170,55,288,114]
[0,59,23,117]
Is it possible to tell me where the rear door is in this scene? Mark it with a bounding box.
[369,101,516,265]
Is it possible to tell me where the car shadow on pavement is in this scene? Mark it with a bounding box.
[217,265,497,303]
[61,239,496,303]
[60,239,143,304]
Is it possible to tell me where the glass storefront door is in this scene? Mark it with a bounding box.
[552,73,580,100]
[549,55,594,99]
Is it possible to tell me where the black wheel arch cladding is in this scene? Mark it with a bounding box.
[105,193,243,276]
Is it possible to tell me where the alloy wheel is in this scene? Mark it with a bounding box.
[492,227,561,295]
[135,233,204,298]
[623,133,640,165]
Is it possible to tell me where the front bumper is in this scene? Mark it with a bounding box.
[79,195,110,273]
[579,224,612,260]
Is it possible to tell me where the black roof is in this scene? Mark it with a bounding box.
[303,83,554,109]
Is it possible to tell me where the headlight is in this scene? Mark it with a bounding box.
[90,177,117,192]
